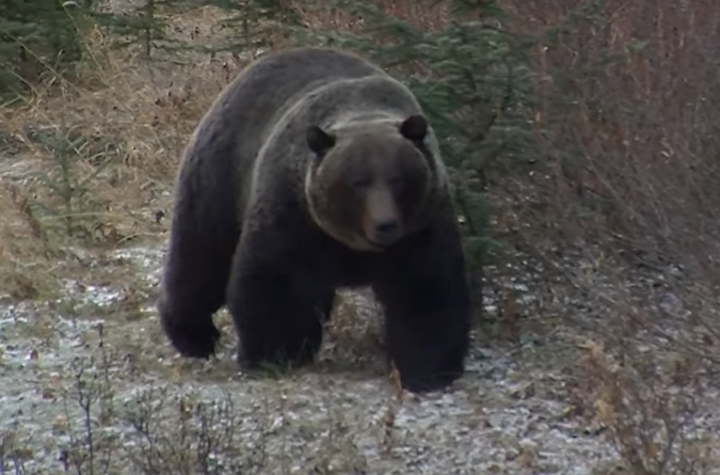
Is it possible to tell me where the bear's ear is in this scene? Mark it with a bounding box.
[399,114,428,143]
[306,125,336,155]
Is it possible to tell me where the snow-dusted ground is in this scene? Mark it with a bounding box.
[7,244,717,475]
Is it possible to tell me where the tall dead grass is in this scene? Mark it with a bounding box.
[0,6,246,292]
[502,0,720,275]
[497,2,720,471]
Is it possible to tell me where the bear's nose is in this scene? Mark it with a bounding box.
[375,220,399,236]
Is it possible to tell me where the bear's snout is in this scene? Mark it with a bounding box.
[364,212,403,248]
[371,219,401,246]
[363,188,403,247]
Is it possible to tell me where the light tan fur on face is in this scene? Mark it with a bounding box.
[358,144,406,246]
[305,119,436,252]
[362,186,400,244]
[305,164,382,251]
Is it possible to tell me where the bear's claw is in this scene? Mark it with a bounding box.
[162,318,221,359]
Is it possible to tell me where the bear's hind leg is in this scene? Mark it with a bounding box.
[226,240,328,370]
[372,216,471,393]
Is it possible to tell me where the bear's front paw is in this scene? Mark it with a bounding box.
[397,366,463,394]
[161,317,221,359]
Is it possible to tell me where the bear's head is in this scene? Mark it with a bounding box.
[304,114,437,252]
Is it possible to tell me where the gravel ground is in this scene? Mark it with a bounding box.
[5,244,717,475]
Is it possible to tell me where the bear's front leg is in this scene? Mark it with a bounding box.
[372,217,472,393]
[226,234,328,370]
[158,199,239,360]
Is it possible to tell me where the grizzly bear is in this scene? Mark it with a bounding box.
[158,46,472,393]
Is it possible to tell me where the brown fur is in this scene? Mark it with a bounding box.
[158,47,471,393]
[305,116,438,251]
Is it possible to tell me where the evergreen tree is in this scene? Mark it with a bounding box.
[87,0,300,61]
[0,0,91,97]
[203,0,302,55]
[88,0,182,59]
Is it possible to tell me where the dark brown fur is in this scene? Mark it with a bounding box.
[158,46,472,393]
[305,114,440,251]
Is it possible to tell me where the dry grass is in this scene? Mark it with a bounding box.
[0,5,250,296]
[1,0,720,473]
[498,0,720,269]
[498,4,720,469]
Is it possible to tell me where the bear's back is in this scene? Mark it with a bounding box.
[236,47,388,117]
[178,47,394,219]
[188,48,388,166]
